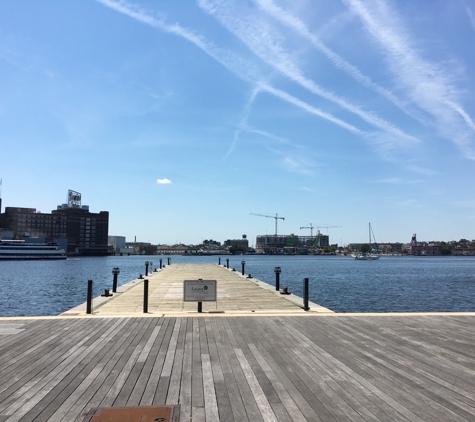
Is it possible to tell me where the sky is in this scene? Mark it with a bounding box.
[1,0,475,246]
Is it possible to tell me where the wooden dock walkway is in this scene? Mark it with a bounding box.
[1,314,475,421]
[61,264,333,316]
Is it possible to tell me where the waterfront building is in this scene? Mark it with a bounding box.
[158,245,189,255]
[0,190,109,256]
[256,233,329,251]
[1,207,67,240]
[224,235,249,251]
[108,235,125,250]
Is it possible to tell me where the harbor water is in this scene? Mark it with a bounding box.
[1,255,474,317]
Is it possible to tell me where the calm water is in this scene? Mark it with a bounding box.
[1,255,474,316]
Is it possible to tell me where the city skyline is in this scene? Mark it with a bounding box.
[1,1,475,245]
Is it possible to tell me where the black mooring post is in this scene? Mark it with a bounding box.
[218,257,221,265]
[241,260,245,276]
[226,258,229,269]
[160,258,163,269]
[168,257,171,265]
[145,261,149,276]
[86,279,93,314]
[303,277,309,311]
[112,267,120,293]
[143,279,149,313]
[198,301,202,313]
[274,266,281,291]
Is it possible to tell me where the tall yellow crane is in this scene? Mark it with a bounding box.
[250,213,285,236]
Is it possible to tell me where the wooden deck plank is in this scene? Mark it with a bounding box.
[204,319,234,422]
[247,318,351,422]
[220,318,265,422]
[286,316,474,421]
[64,318,146,419]
[0,319,97,405]
[47,319,138,421]
[126,319,168,406]
[27,318,132,422]
[141,318,175,406]
[0,318,108,418]
[153,318,182,405]
[100,318,154,408]
[0,324,105,421]
[0,319,71,367]
[108,318,156,407]
[301,329,439,421]
[179,319,193,422]
[166,317,187,405]
[320,316,475,416]
[1,315,475,422]
[81,318,152,411]
[276,316,423,422]
[212,318,249,422]
[69,264,331,316]
[227,318,289,421]
[0,318,90,380]
[191,318,204,412]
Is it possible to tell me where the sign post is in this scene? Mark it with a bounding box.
[184,279,217,313]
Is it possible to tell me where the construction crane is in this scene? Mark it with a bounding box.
[318,225,342,233]
[250,213,285,236]
[301,224,342,236]
[300,224,315,237]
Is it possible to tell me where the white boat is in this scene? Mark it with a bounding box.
[0,239,67,260]
[354,223,380,260]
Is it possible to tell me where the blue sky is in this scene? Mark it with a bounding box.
[1,0,475,246]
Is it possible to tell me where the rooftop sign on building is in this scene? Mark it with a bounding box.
[67,190,81,208]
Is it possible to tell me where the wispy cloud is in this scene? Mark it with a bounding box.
[373,178,420,185]
[266,146,317,176]
[156,178,171,184]
[254,0,414,118]
[342,0,475,160]
[224,86,261,159]
[98,0,416,167]
[198,0,420,149]
[463,0,475,30]
[404,164,437,176]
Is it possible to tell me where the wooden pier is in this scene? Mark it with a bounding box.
[61,264,333,316]
[1,264,475,421]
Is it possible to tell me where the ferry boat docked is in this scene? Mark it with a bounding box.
[0,239,67,260]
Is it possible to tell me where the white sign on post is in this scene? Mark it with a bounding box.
[183,280,217,302]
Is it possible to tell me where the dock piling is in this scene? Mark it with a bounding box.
[274,266,281,291]
[86,279,93,314]
[143,279,149,313]
[303,278,309,311]
[112,267,120,293]
[241,260,245,275]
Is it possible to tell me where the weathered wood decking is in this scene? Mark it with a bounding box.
[62,264,333,316]
[1,314,475,421]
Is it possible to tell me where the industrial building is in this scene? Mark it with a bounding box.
[0,190,109,256]
[224,235,249,251]
[256,233,329,253]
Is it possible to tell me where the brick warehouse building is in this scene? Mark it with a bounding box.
[0,190,109,256]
